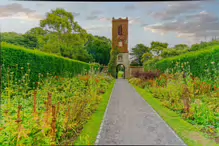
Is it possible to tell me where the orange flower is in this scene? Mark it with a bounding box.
[95,79,100,83]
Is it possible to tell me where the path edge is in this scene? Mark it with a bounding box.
[129,82,186,146]
[94,79,116,145]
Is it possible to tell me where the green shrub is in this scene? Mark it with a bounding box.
[145,45,219,79]
[108,48,118,78]
[1,42,97,86]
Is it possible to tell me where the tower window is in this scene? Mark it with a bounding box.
[118,55,123,61]
[118,25,122,35]
[118,41,123,47]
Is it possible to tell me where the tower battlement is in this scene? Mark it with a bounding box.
[112,17,128,53]
[112,17,128,21]
[112,17,130,78]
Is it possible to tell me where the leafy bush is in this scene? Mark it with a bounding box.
[161,48,188,58]
[132,70,161,80]
[144,45,219,79]
[1,42,98,86]
[190,40,219,52]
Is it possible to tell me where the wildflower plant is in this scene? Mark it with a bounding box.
[0,63,114,145]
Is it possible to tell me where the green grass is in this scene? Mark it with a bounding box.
[133,85,219,146]
[118,71,124,79]
[74,79,116,145]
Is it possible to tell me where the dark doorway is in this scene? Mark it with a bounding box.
[116,64,125,79]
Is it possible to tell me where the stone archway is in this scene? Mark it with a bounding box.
[116,64,125,79]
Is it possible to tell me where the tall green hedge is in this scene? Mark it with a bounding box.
[1,42,97,85]
[144,45,219,79]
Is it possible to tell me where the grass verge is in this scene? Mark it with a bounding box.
[74,79,116,145]
[133,85,219,146]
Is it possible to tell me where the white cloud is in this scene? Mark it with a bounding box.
[144,10,219,42]
[0,3,43,21]
[149,1,202,20]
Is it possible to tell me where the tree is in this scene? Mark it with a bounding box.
[22,34,39,49]
[174,44,189,50]
[39,8,92,62]
[141,52,153,63]
[151,41,168,49]
[1,32,39,49]
[25,27,47,49]
[150,41,168,57]
[130,44,149,66]
[1,32,25,46]
[85,36,111,65]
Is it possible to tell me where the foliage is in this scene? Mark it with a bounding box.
[1,8,113,64]
[1,42,96,86]
[130,60,219,143]
[0,32,38,49]
[130,44,150,66]
[151,41,168,49]
[145,45,219,80]
[134,86,218,146]
[108,48,119,78]
[141,52,153,63]
[0,67,114,145]
[190,40,219,52]
[74,80,115,145]
[39,8,94,62]
[85,36,111,65]
[118,71,124,79]
[132,71,161,81]
[174,44,189,50]
[150,41,168,57]
[161,48,188,58]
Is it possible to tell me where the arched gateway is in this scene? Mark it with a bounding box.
[112,17,130,78]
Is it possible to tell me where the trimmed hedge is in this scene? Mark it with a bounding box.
[1,42,98,85]
[144,45,219,79]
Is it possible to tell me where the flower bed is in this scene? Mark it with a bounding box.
[129,62,219,144]
[0,67,114,145]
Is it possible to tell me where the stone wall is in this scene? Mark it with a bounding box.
[117,53,130,78]
[129,66,144,77]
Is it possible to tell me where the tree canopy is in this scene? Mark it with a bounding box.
[1,8,112,65]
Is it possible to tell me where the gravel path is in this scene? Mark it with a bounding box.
[96,79,186,145]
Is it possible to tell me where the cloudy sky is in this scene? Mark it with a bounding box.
[0,1,219,50]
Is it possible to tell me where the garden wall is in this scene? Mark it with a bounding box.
[129,66,144,77]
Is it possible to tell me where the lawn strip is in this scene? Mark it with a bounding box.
[133,85,219,146]
[74,79,116,145]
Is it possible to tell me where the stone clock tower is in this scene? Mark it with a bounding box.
[112,17,130,78]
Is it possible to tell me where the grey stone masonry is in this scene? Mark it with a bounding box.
[117,53,130,78]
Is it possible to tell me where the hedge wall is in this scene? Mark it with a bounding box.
[144,45,219,79]
[1,42,98,85]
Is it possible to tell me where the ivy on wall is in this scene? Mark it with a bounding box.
[108,47,119,78]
